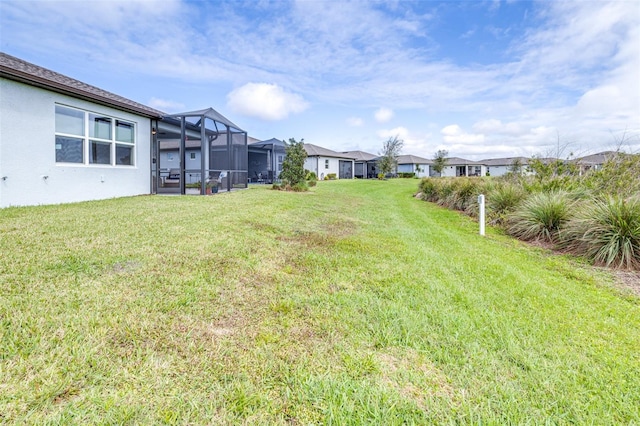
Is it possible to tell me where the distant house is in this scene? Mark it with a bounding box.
[439,157,487,177]
[342,150,378,178]
[481,157,530,177]
[0,52,163,207]
[304,144,355,179]
[573,151,617,175]
[397,154,431,178]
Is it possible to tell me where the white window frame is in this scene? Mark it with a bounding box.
[55,104,136,167]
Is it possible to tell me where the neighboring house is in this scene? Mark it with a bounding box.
[342,150,378,178]
[440,157,487,177]
[304,144,355,179]
[481,157,530,177]
[0,52,163,208]
[397,154,431,178]
[573,151,617,175]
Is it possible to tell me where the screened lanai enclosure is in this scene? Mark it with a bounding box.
[248,138,287,184]
[152,108,248,195]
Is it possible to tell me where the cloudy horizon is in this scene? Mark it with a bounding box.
[1,0,638,160]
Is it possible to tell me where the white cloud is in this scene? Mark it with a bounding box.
[441,125,485,144]
[347,117,364,127]
[148,97,185,112]
[472,119,526,136]
[226,83,309,121]
[377,126,431,154]
[2,0,638,157]
[374,107,394,123]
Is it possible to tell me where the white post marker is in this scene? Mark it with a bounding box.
[478,194,485,236]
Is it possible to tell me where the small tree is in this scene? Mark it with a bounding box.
[280,138,307,188]
[432,149,448,176]
[508,158,524,174]
[378,136,404,178]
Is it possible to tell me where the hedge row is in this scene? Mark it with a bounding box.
[417,153,640,270]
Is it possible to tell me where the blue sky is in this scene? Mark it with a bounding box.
[1,0,639,159]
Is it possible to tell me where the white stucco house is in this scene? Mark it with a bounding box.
[397,154,431,178]
[439,157,487,177]
[304,144,355,179]
[481,157,529,177]
[0,52,164,208]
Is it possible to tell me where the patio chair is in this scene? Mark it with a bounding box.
[163,168,180,187]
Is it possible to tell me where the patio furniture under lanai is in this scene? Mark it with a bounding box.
[153,108,248,195]
[248,138,287,184]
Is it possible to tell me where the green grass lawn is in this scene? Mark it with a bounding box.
[1,179,639,424]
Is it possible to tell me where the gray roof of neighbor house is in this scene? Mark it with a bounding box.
[397,154,432,165]
[445,157,485,165]
[481,156,530,166]
[574,151,618,165]
[342,150,378,162]
[0,51,164,118]
[304,143,356,159]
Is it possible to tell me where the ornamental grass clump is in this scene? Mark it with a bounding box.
[507,191,574,242]
[487,183,527,225]
[418,178,440,202]
[560,196,640,270]
[447,178,480,212]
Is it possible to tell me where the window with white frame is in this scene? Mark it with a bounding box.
[325,159,329,169]
[55,105,135,166]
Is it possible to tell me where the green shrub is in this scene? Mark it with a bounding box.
[305,170,317,181]
[486,183,527,224]
[507,191,574,242]
[281,138,307,186]
[325,173,337,180]
[308,179,317,187]
[435,179,458,208]
[560,197,640,270]
[418,178,441,202]
[291,181,309,192]
[398,172,415,178]
[449,178,480,212]
[583,153,640,198]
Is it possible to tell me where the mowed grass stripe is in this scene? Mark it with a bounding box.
[1,179,638,424]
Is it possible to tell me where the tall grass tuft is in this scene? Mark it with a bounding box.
[507,191,574,242]
[486,183,527,225]
[418,178,441,202]
[560,197,640,270]
[438,178,479,211]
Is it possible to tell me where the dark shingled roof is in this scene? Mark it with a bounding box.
[0,52,164,118]
[574,151,618,165]
[445,157,485,165]
[342,150,377,162]
[480,156,530,166]
[304,143,356,159]
[397,154,432,164]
